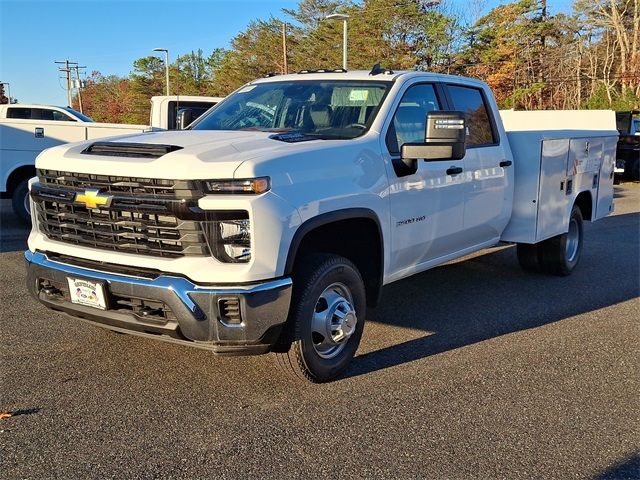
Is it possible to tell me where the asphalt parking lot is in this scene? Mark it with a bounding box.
[1,186,639,479]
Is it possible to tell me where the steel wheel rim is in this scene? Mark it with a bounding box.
[566,217,579,263]
[310,282,357,359]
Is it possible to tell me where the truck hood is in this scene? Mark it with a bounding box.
[36,130,330,179]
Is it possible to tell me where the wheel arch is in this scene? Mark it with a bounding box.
[284,208,384,307]
[4,164,36,195]
[574,190,593,221]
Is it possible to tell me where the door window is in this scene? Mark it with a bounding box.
[447,85,496,146]
[52,110,76,121]
[6,107,75,121]
[386,84,441,154]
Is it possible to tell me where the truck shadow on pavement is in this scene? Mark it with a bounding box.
[346,211,640,379]
[594,453,640,479]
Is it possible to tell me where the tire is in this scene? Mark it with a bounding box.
[539,205,584,276]
[516,243,541,273]
[11,178,31,224]
[275,254,366,383]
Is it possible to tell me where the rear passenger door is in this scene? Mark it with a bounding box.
[444,84,511,246]
[383,82,467,279]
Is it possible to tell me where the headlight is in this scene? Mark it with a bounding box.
[202,211,251,263]
[203,177,270,194]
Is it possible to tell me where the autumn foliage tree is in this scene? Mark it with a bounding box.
[75,0,639,124]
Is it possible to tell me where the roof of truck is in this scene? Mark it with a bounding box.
[251,69,487,87]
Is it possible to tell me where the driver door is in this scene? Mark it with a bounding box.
[383,82,467,280]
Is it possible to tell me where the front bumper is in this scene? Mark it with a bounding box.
[25,250,292,355]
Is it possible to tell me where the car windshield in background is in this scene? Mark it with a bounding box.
[62,107,94,122]
[191,80,389,139]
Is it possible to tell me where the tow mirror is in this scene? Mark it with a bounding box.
[177,108,195,130]
[401,111,467,161]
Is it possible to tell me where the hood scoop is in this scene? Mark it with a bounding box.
[81,142,183,158]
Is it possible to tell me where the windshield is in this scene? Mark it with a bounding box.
[62,107,93,122]
[191,80,390,140]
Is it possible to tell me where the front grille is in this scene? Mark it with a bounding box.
[35,199,208,258]
[34,170,209,258]
[38,169,201,199]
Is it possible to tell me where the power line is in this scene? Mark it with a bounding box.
[55,59,78,107]
[55,60,87,110]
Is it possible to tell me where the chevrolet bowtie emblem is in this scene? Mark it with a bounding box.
[74,189,112,209]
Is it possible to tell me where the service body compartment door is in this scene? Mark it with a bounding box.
[536,139,570,241]
[567,138,603,177]
[594,136,617,219]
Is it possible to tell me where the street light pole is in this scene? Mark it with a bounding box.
[326,14,349,70]
[153,48,170,96]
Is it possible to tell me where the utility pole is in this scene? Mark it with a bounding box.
[539,0,547,108]
[55,59,78,107]
[72,65,86,114]
[282,22,289,75]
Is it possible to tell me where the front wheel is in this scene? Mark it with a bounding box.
[11,178,31,224]
[275,254,366,383]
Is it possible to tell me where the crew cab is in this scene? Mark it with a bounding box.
[24,70,618,382]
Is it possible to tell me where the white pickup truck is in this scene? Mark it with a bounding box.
[24,70,617,382]
[1,97,221,221]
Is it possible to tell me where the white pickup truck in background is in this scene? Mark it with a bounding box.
[24,70,618,382]
[149,95,223,130]
[1,96,222,221]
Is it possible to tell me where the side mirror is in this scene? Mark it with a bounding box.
[177,108,195,130]
[401,111,467,161]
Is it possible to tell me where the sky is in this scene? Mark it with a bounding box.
[0,0,574,106]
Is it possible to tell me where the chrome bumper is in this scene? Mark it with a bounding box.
[25,250,292,355]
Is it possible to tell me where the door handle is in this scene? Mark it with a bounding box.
[499,160,512,167]
[446,167,463,175]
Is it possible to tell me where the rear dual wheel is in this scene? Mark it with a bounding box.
[517,204,584,277]
[275,254,366,383]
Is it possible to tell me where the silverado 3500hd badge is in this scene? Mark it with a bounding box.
[396,216,426,227]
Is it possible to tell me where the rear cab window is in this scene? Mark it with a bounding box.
[445,84,498,147]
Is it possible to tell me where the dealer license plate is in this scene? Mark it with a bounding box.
[67,278,107,310]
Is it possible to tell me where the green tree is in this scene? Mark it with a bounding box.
[213,17,299,94]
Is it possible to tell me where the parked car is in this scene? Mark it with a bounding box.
[614,110,640,181]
